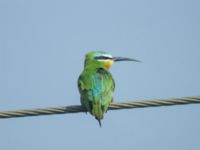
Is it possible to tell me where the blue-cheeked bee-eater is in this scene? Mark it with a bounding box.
[78,51,140,127]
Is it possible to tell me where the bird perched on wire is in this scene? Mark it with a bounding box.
[78,51,140,127]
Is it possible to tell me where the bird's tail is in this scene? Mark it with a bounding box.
[96,118,102,127]
[91,101,104,127]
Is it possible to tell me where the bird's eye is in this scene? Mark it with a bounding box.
[95,56,112,60]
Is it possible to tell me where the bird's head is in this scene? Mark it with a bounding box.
[84,51,141,70]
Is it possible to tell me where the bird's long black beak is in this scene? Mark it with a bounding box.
[113,57,141,62]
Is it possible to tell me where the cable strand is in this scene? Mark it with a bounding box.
[0,96,199,119]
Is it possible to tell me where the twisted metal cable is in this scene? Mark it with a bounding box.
[0,96,200,119]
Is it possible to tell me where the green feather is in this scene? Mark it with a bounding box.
[78,68,115,119]
[78,51,115,125]
[78,51,140,126]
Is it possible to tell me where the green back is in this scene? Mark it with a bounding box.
[78,67,115,120]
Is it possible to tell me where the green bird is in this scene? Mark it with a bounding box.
[78,51,140,126]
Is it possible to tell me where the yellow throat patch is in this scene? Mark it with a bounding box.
[105,60,114,69]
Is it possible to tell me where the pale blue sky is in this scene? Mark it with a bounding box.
[0,0,200,150]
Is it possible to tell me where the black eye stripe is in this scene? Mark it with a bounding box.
[95,56,112,60]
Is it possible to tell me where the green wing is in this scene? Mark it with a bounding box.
[78,68,115,119]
